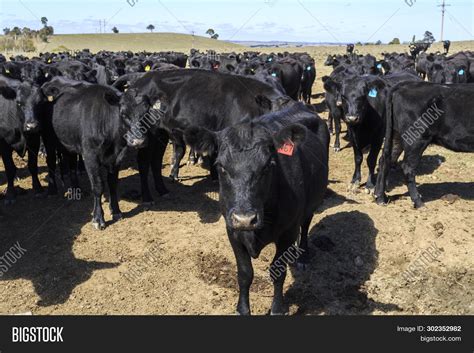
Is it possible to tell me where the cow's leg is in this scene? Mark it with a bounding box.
[297,216,312,270]
[390,134,404,169]
[1,144,17,205]
[333,114,342,152]
[83,153,106,230]
[107,167,122,221]
[151,129,169,196]
[26,134,43,195]
[44,137,58,196]
[270,235,296,315]
[77,155,86,174]
[366,142,382,192]
[402,143,429,209]
[327,112,334,135]
[169,136,186,181]
[228,232,253,316]
[137,146,154,205]
[350,144,363,190]
[67,153,80,191]
[187,148,197,166]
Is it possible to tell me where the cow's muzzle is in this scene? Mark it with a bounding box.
[127,138,146,148]
[24,121,39,132]
[230,211,259,231]
[346,115,360,124]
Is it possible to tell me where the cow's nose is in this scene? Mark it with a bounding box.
[24,121,38,132]
[127,138,146,148]
[231,212,258,230]
[346,115,359,123]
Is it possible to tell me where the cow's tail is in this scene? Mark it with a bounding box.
[375,87,395,204]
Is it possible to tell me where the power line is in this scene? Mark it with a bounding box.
[438,0,451,41]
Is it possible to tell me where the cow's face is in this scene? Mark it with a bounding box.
[16,81,41,132]
[185,123,306,232]
[120,88,151,148]
[340,78,370,125]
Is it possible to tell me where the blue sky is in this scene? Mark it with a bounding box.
[1,0,473,43]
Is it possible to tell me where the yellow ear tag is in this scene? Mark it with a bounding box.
[48,59,52,63]
[47,96,54,102]
[145,65,151,72]
[5,69,10,74]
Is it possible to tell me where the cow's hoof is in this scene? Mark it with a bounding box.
[112,213,123,221]
[236,310,250,316]
[375,195,389,206]
[414,201,426,210]
[92,221,106,230]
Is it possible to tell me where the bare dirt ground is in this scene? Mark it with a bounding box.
[0,42,473,315]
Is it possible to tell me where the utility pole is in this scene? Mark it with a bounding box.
[438,0,451,41]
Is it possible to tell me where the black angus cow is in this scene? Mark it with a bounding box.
[0,76,44,204]
[40,77,128,229]
[266,58,302,100]
[299,61,316,104]
[184,103,329,315]
[428,54,470,84]
[338,72,421,192]
[347,44,355,55]
[409,42,431,59]
[375,81,474,208]
[443,40,451,55]
[120,69,290,203]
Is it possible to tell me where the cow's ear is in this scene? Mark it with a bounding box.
[273,124,307,151]
[42,86,60,102]
[0,86,17,100]
[323,77,340,94]
[255,95,272,111]
[184,127,217,157]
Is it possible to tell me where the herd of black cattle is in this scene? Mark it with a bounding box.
[0,44,473,315]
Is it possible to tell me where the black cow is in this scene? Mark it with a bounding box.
[40,78,128,229]
[339,72,421,192]
[0,76,45,204]
[443,40,451,55]
[120,70,290,203]
[375,82,474,208]
[299,61,316,104]
[184,103,329,315]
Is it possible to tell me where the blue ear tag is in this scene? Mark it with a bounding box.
[458,69,465,76]
[268,58,273,62]
[368,88,378,98]
[271,73,277,77]
[306,66,312,71]
[377,63,383,69]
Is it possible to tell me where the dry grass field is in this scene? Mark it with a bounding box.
[0,34,473,315]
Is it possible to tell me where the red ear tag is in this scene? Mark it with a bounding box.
[278,140,295,156]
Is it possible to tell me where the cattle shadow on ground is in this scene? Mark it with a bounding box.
[0,196,118,308]
[319,188,360,213]
[285,211,401,315]
[386,154,446,192]
[119,173,222,224]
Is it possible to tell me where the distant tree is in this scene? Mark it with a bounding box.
[147,24,155,32]
[206,28,215,37]
[211,33,219,40]
[39,26,53,42]
[389,37,401,45]
[356,41,363,46]
[112,26,119,33]
[22,27,32,37]
[423,31,435,44]
[41,17,48,27]
[3,27,11,35]
[375,40,383,45]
